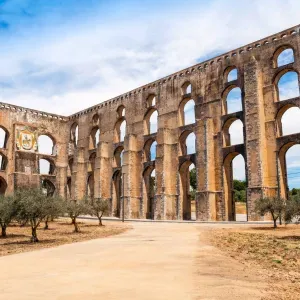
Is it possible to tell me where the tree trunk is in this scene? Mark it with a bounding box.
[31,227,39,242]
[1,225,7,237]
[98,217,103,226]
[73,218,79,232]
[44,217,49,230]
[279,214,282,225]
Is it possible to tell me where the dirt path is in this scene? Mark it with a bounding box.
[0,222,266,300]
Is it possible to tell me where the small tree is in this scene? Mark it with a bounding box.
[16,188,53,242]
[285,196,300,224]
[0,195,17,237]
[255,196,286,228]
[64,200,90,232]
[44,196,64,230]
[89,198,110,226]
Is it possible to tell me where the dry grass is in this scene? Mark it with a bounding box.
[235,202,246,214]
[0,219,130,257]
[208,225,300,300]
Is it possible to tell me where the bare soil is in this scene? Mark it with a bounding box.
[0,219,130,257]
[235,201,246,214]
[207,224,300,300]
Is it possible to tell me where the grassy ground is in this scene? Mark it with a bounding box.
[208,224,300,300]
[0,219,130,257]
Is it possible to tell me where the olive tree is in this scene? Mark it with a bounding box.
[44,196,64,230]
[255,196,286,228]
[16,188,61,242]
[64,200,91,232]
[89,198,110,226]
[285,196,300,224]
[0,195,17,237]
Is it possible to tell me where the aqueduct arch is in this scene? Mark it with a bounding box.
[1,25,300,221]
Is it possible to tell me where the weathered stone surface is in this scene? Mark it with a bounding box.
[0,25,299,221]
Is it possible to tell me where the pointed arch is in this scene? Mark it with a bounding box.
[0,126,9,149]
[38,134,55,155]
[144,108,158,135]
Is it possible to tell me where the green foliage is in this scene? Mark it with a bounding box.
[285,196,300,224]
[44,195,64,229]
[0,195,17,237]
[63,199,91,232]
[15,188,61,242]
[233,180,247,203]
[190,168,197,191]
[255,196,285,228]
[233,179,247,191]
[89,198,110,226]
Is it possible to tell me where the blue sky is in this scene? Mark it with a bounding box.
[1,0,300,186]
[1,0,300,115]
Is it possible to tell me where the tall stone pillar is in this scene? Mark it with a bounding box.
[74,147,87,201]
[123,134,141,219]
[196,118,217,220]
[155,128,178,220]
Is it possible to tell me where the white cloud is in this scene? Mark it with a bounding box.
[1,0,300,115]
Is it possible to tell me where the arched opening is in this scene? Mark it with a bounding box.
[70,123,79,147]
[224,67,238,82]
[88,152,96,172]
[143,167,156,219]
[179,161,196,220]
[114,146,124,167]
[0,177,7,195]
[144,109,158,135]
[67,178,72,200]
[0,127,9,149]
[223,153,247,221]
[179,99,195,126]
[112,170,122,217]
[38,135,55,155]
[87,174,94,200]
[281,107,300,136]
[144,139,156,162]
[114,119,126,143]
[279,144,300,199]
[68,158,74,176]
[39,158,55,175]
[92,114,99,124]
[41,179,55,196]
[0,153,7,171]
[147,94,156,107]
[89,127,100,149]
[223,119,244,146]
[274,47,294,67]
[117,105,125,118]
[223,87,243,114]
[286,145,300,196]
[180,131,196,156]
[182,82,192,95]
[277,71,299,101]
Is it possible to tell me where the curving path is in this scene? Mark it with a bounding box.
[0,222,265,300]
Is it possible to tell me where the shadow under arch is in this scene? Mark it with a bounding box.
[142,165,156,219]
[0,176,7,195]
[112,169,122,217]
[178,159,196,220]
[223,152,247,221]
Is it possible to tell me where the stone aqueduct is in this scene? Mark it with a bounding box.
[0,25,300,221]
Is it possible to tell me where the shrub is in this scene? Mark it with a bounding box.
[255,196,285,228]
[64,199,91,232]
[89,198,110,226]
[15,188,62,242]
[0,195,17,237]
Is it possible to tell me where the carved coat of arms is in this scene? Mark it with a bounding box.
[16,127,38,151]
